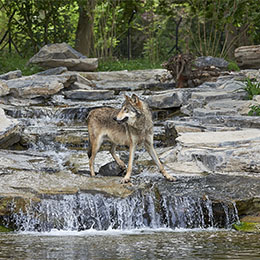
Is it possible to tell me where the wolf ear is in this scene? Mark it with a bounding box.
[124,94,131,102]
[131,94,142,109]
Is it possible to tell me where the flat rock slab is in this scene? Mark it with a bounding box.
[0,108,21,148]
[80,69,167,82]
[163,128,260,175]
[4,75,73,98]
[65,89,114,101]
[34,58,98,72]
[176,129,260,148]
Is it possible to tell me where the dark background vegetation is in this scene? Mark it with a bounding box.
[0,0,260,74]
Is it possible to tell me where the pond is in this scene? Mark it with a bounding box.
[1,229,260,260]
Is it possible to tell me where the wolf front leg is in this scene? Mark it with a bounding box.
[122,143,136,183]
[145,138,176,182]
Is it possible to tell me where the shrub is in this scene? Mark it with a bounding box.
[244,78,260,100]
[248,105,260,116]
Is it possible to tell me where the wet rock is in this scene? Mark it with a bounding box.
[0,70,22,80]
[0,81,9,96]
[65,89,114,101]
[0,108,21,148]
[98,161,125,177]
[28,43,98,71]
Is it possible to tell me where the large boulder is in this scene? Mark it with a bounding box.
[28,43,98,71]
[234,45,260,69]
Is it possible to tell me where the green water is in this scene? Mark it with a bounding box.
[0,229,260,260]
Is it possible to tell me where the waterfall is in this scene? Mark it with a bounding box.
[3,191,239,232]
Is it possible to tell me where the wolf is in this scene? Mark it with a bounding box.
[87,94,176,183]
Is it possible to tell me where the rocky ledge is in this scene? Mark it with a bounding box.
[0,64,260,231]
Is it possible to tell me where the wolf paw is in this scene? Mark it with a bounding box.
[166,175,176,182]
[121,177,131,184]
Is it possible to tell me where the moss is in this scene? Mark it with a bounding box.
[233,221,260,233]
[0,225,13,232]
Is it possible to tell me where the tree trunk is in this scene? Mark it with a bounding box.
[75,0,96,57]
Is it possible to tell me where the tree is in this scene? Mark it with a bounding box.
[75,0,96,57]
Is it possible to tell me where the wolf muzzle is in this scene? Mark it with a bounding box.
[113,116,128,124]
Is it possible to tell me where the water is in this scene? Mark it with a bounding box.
[1,229,260,260]
[3,192,239,232]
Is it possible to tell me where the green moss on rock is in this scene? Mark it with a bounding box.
[0,225,13,232]
[233,221,260,233]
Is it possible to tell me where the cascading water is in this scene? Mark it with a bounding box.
[4,191,239,232]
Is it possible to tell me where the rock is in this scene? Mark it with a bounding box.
[0,70,22,80]
[0,81,9,96]
[64,89,114,101]
[28,43,98,71]
[0,108,21,148]
[80,69,168,91]
[36,66,68,76]
[235,45,260,69]
[162,129,260,174]
[181,89,248,116]
[146,90,183,109]
[241,69,260,81]
[4,75,73,98]
[195,56,229,69]
[98,161,125,176]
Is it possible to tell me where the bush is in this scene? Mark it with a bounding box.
[244,78,260,100]
[227,61,240,71]
[248,105,260,116]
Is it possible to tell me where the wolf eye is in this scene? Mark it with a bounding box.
[124,107,128,112]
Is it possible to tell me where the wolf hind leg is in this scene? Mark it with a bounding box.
[110,144,126,169]
[89,135,103,177]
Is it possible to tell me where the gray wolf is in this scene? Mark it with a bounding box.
[87,94,176,183]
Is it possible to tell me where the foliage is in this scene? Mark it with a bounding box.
[184,0,260,58]
[244,78,260,100]
[227,61,240,72]
[248,105,260,116]
[0,0,260,64]
[98,57,163,71]
[0,52,41,75]
[0,0,77,54]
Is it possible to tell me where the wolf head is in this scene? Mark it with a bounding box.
[115,94,143,126]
